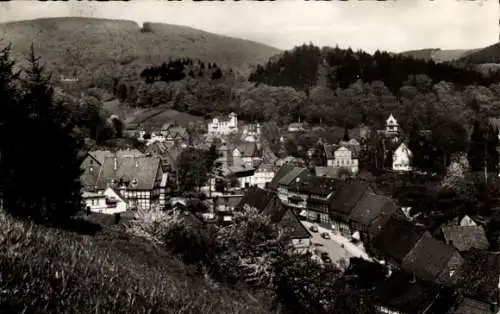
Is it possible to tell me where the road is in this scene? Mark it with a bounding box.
[302,221,372,264]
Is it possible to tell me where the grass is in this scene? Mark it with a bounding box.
[399,48,480,63]
[0,211,273,313]
[0,17,280,75]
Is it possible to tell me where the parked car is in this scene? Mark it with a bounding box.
[320,252,332,264]
[321,232,331,240]
[309,225,319,233]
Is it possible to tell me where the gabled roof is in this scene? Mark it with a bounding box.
[329,180,372,215]
[442,226,489,252]
[166,127,189,140]
[88,150,114,165]
[236,186,310,239]
[268,164,296,190]
[371,216,427,263]
[349,193,399,226]
[278,167,309,187]
[402,235,461,284]
[97,157,161,191]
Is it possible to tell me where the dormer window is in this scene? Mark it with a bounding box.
[132,178,138,186]
[111,179,116,185]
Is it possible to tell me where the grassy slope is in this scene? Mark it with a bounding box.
[0,17,281,72]
[0,211,272,313]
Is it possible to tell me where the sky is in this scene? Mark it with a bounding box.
[0,0,497,53]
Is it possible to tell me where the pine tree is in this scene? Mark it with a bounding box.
[468,119,486,172]
[486,124,499,173]
[0,45,21,210]
[408,122,421,170]
[342,126,349,142]
[9,44,84,223]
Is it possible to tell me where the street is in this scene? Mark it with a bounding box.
[302,221,372,266]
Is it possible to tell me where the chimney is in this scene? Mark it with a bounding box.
[119,184,127,199]
[114,158,117,170]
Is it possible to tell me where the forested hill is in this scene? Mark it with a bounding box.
[249,44,500,94]
[0,17,281,76]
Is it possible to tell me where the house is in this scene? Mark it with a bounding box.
[159,173,169,208]
[207,112,238,135]
[236,186,312,248]
[284,175,340,223]
[145,142,182,172]
[348,192,400,242]
[96,156,164,210]
[401,233,464,286]
[386,114,399,136]
[314,166,343,179]
[342,258,442,314]
[273,167,310,202]
[328,180,373,236]
[370,216,429,267]
[330,145,360,174]
[229,142,262,168]
[163,126,190,146]
[80,150,114,190]
[82,187,128,215]
[242,123,261,141]
[441,225,490,252]
[241,162,275,189]
[393,143,413,172]
[268,164,297,191]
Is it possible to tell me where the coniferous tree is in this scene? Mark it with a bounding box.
[0,45,21,210]
[486,124,499,173]
[8,44,84,223]
[342,126,349,142]
[468,119,486,172]
[408,122,422,170]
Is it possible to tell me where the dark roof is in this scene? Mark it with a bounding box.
[329,180,372,215]
[165,127,189,140]
[278,208,312,239]
[97,157,161,190]
[373,271,439,314]
[456,250,500,304]
[235,186,277,214]
[349,193,399,226]
[371,216,427,263]
[442,226,490,252]
[236,186,310,239]
[402,235,461,284]
[278,167,309,187]
[287,175,341,197]
[268,164,296,190]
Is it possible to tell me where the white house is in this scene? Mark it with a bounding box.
[237,163,275,189]
[327,146,359,174]
[386,114,399,134]
[208,112,238,135]
[83,187,128,215]
[392,143,413,172]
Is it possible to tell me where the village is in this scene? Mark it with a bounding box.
[80,112,500,314]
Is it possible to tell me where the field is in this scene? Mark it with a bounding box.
[0,211,272,313]
[399,48,480,63]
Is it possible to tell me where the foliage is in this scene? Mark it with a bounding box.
[0,210,270,314]
[213,205,287,288]
[0,44,84,223]
[176,147,216,194]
